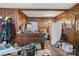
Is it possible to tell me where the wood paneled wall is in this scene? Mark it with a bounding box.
[55,4,79,44]
[27,17,55,31]
[0,8,18,20]
[55,4,79,22]
[18,10,28,28]
[0,8,19,31]
[0,8,28,31]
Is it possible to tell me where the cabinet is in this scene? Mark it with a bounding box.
[15,33,44,49]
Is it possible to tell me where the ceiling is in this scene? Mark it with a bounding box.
[0,3,76,9]
[0,3,77,17]
[22,11,64,17]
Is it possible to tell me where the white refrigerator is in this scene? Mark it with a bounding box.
[49,23,62,45]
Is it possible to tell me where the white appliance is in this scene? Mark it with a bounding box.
[49,23,62,45]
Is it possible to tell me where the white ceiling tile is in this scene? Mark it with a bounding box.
[22,11,64,17]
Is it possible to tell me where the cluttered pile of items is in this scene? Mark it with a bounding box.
[0,16,16,56]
